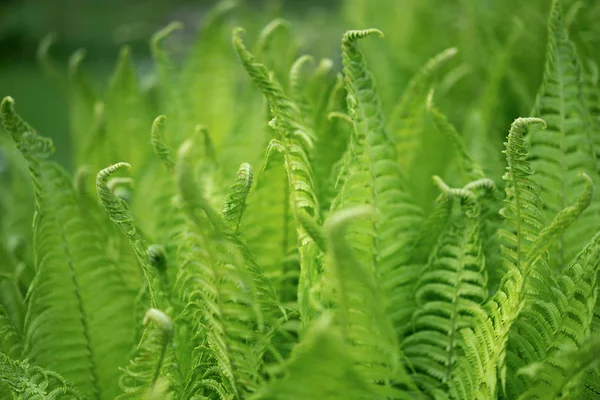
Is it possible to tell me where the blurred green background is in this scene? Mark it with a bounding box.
[1,0,599,170]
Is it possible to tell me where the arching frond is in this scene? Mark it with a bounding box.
[334,28,423,337]
[97,162,162,308]
[174,139,282,398]
[426,90,485,183]
[527,0,598,268]
[2,97,137,399]
[498,118,547,273]
[233,28,322,326]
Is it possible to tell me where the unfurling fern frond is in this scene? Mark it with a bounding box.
[175,139,282,398]
[0,352,86,400]
[222,163,253,233]
[97,162,161,308]
[233,28,322,326]
[528,0,598,269]
[150,115,175,171]
[335,28,422,337]
[2,97,137,399]
[449,117,575,400]
[498,118,547,274]
[117,309,177,399]
[403,176,488,397]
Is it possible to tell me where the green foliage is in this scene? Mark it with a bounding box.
[1,0,600,399]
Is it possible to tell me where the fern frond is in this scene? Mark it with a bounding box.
[507,227,600,398]
[67,49,99,170]
[96,162,160,308]
[498,117,547,273]
[518,333,600,400]
[222,163,253,233]
[233,28,322,325]
[449,118,592,400]
[528,0,597,268]
[239,140,298,303]
[2,97,137,399]
[403,176,488,396]
[336,28,423,337]
[325,206,419,397]
[252,314,375,400]
[253,18,291,60]
[117,308,177,399]
[105,46,152,169]
[175,139,281,397]
[36,33,65,91]
[0,352,87,400]
[150,115,175,171]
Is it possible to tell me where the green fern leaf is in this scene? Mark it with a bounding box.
[117,309,177,399]
[175,139,282,398]
[2,97,137,399]
[449,117,589,399]
[507,224,600,398]
[325,206,420,397]
[335,28,423,337]
[403,177,488,396]
[251,314,375,400]
[222,163,253,233]
[528,0,598,268]
[0,352,87,399]
[233,28,322,326]
[426,90,485,183]
[517,333,600,400]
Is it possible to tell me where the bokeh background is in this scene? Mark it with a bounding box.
[0,0,599,170]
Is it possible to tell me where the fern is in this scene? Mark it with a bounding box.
[450,118,592,400]
[3,2,600,398]
[402,176,489,396]
[527,0,598,269]
[507,227,600,398]
[324,206,420,397]
[222,163,253,233]
[174,138,282,398]
[388,47,457,171]
[251,314,375,400]
[233,28,322,326]
[117,308,177,399]
[335,28,423,337]
[0,352,86,400]
[1,97,137,399]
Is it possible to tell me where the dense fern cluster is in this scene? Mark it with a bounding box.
[1,0,600,398]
